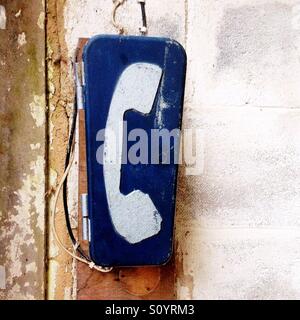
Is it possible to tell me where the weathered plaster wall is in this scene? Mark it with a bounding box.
[0,1,46,300]
[46,0,76,300]
[48,0,300,300]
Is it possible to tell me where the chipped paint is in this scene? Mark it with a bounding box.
[47,260,59,300]
[0,265,5,290]
[30,95,46,127]
[26,262,38,273]
[15,9,22,18]
[48,230,59,259]
[37,12,45,30]
[49,119,55,147]
[17,32,27,48]
[1,154,45,298]
[30,143,41,150]
[31,156,46,232]
[175,243,194,300]
[0,1,46,300]
[7,155,45,275]
[49,168,58,187]
[71,259,77,300]
[64,287,72,300]
[0,5,6,30]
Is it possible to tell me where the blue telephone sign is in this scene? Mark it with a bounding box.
[83,35,186,267]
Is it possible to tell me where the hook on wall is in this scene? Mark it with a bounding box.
[111,0,148,35]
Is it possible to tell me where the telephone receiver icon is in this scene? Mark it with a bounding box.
[103,63,163,244]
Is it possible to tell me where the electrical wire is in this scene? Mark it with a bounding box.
[51,64,112,273]
[62,84,90,260]
[112,0,126,34]
[112,0,148,35]
[138,0,148,35]
[51,143,112,273]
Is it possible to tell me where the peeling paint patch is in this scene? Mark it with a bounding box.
[71,259,77,300]
[48,232,59,259]
[3,154,46,290]
[37,12,45,29]
[49,119,55,147]
[0,266,5,289]
[17,32,27,48]
[30,143,41,150]
[64,287,72,300]
[176,246,194,300]
[49,168,58,187]
[177,285,190,300]
[0,5,6,30]
[15,9,22,18]
[48,260,59,300]
[26,262,38,273]
[4,158,45,283]
[30,156,46,232]
[30,95,46,127]
[0,0,46,300]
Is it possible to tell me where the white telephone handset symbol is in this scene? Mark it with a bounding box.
[103,63,163,244]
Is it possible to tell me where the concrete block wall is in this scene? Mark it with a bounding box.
[176,0,300,299]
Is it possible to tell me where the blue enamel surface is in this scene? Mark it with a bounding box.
[83,35,186,266]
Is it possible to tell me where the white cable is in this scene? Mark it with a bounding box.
[112,0,127,34]
[50,140,112,273]
[112,0,148,35]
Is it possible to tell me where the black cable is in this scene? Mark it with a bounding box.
[139,1,147,33]
[63,80,90,261]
